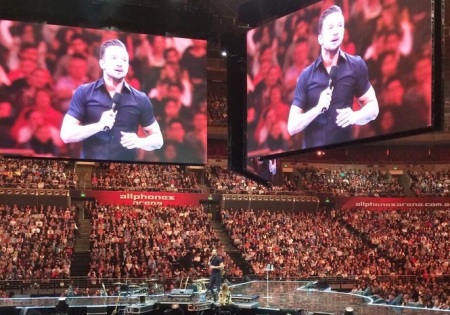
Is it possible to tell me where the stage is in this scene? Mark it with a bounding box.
[1,281,449,315]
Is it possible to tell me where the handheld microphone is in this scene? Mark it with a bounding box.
[104,92,123,131]
[322,65,339,113]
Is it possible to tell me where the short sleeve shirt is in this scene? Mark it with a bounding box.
[210,255,223,275]
[67,78,156,161]
[292,50,371,149]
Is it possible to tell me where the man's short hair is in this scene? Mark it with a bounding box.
[99,39,126,59]
[318,5,343,34]
[70,33,87,43]
[70,53,87,61]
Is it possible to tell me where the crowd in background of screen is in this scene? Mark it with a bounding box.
[0,20,207,164]
[246,0,433,157]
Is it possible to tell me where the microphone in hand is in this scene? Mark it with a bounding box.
[103,92,123,131]
[321,65,339,113]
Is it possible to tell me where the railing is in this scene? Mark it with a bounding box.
[209,189,308,196]
[91,186,204,193]
[0,188,70,196]
[2,275,448,296]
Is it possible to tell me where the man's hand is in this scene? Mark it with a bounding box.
[120,131,141,149]
[336,107,356,128]
[317,87,333,113]
[98,109,117,131]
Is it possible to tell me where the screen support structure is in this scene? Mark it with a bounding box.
[223,31,271,187]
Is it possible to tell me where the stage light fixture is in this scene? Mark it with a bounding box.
[344,306,354,315]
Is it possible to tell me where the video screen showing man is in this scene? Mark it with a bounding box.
[247,1,432,157]
[0,22,207,163]
[287,5,379,149]
[60,39,163,161]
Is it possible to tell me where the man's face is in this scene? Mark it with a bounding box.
[164,100,180,119]
[100,45,129,81]
[35,126,52,143]
[193,113,207,131]
[29,69,51,88]
[293,42,309,65]
[164,144,177,161]
[318,12,345,53]
[168,86,181,100]
[35,91,52,110]
[168,122,185,143]
[385,79,404,105]
[20,48,38,62]
[68,58,88,80]
[71,38,87,54]
[381,54,398,78]
[166,50,179,64]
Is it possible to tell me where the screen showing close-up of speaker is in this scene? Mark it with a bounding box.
[246,0,442,160]
[0,19,207,164]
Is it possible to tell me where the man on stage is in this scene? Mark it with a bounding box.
[208,249,224,299]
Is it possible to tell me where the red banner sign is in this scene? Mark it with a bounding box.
[337,197,450,210]
[87,191,210,206]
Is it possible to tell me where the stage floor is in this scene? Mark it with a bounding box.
[1,281,449,315]
[230,281,450,315]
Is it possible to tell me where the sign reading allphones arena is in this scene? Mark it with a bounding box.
[338,197,450,210]
[88,191,209,206]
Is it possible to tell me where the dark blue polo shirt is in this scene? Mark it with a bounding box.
[67,78,156,161]
[210,255,223,276]
[292,50,371,149]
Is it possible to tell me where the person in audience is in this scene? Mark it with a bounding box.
[53,33,100,81]
[13,108,63,149]
[54,53,90,112]
[19,124,61,156]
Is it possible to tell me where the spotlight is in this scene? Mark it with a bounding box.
[344,306,354,315]
[221,50,227,57]
[55,297,69,313]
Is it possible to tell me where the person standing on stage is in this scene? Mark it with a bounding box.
[60,39,163,161]
[287,5,378,149]
[208,249,224,297]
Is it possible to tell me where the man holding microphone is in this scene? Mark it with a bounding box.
[287,5,378,149]
[60,39,163,161]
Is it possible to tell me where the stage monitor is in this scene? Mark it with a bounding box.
[246,0,442,160]
[0,19,207,165]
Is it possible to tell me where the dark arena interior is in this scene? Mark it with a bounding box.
[0,0,449,314]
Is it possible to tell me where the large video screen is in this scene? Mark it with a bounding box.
[246,156,284,187]
[246,0,436,158]
[0,20,207,164]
